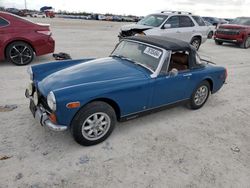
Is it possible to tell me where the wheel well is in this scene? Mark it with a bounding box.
[89,98,121,120]
[205,78,213,92]
[4,40,35,58]
[192,35,202,42]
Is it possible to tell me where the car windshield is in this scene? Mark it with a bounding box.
[231,17,250,26]
[137,14,168,27]
[111,40,164,72]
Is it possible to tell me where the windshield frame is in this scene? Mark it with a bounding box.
[111,39,169,78]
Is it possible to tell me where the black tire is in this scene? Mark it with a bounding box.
[190,37,201,51]
[215,40,223,45]
[6,41,34,65]
[207,31,213,39]
[240,36,250,49]
[71,101,116,146]
[188,80,210,110]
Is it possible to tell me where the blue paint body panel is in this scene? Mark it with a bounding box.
[31,57,226,127]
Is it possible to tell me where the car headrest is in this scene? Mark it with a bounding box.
[171,53,188,65]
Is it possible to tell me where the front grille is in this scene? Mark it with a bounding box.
[36,90,52,113]
[217,29,240,35]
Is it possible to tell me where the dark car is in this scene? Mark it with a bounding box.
[214,17,250,48]
[0,11,55,65]
[25,36,227,146]
[202,17,227,26]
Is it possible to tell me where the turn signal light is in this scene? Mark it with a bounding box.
[49,113,57,124]
[66,102,80,109]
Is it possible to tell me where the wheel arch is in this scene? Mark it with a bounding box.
[191,35,202,42]
[4,39,36,58]
[204,78,214,93]
[89,98,121,120]
[71,97,121,123]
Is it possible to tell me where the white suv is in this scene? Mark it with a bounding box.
[119,11,209,50]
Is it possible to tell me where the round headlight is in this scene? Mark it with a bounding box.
[27,82,34,96]
[33,91,39,105]
[27,66,33,80]
[47,91,56,111]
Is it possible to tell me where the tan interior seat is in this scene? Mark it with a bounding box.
[168,53,188,71]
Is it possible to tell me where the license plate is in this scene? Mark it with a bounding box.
[29,100,36,117]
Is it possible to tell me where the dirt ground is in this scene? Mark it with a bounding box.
[0,18,250,188]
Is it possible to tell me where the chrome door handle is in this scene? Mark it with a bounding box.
[183,73,192,77]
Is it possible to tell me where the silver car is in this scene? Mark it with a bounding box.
[119,11,210,50]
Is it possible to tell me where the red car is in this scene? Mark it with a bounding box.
[214,17,250,49]
[0,11,55,65]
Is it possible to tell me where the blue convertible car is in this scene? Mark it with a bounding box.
[25,36,227,146]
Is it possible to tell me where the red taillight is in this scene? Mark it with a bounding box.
[36,30,52,36]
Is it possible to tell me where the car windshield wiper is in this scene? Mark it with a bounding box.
[134,62,154,73]
[111,54,154,73]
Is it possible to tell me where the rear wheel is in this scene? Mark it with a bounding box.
[207,31,213,39]
[215,40,223,45]
[240,36,250,49]
[190,37,201,50]
[71,101,116,146]
[6,41,34,65]
[188,81,210,110]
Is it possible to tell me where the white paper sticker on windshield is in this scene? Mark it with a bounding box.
[143,47,162,59]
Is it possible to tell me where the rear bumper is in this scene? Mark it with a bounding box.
[25,89,67,131]
[35,36,55,56]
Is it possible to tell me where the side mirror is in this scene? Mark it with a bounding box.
[163,23,171,29]
[169,68,178,77]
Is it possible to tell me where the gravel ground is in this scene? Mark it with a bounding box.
[0,18,250,188]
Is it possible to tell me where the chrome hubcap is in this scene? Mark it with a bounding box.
[194,86,208,106]
[10,45,32,64]
[81,112,111,141]
[192,40,200,50]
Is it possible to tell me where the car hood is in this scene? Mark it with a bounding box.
[219,24,250,29]
[121,23,153,31]
[38,57,147,96]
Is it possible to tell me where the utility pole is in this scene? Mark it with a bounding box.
[24,0,27,9]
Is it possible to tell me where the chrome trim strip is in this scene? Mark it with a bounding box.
[121,98,190,118]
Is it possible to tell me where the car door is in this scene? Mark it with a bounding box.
[150,70,192,108]
[153,16,183,39]
[178,16,195,42]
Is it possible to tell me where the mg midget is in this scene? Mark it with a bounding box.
[25,36,227,146]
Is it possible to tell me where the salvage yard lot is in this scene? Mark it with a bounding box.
[0,18,250,187]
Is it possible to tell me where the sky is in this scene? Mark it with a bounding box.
[1,0,250,18]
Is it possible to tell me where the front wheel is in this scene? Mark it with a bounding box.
[188,81,210,110]
[71,101,116,146]
[240,36,250,49]
[215,40,223,45]
[190,37,201,51]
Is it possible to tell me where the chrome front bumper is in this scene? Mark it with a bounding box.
[25,89,67,132]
